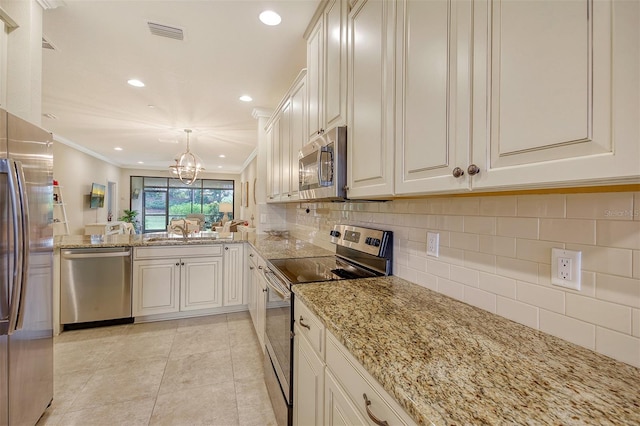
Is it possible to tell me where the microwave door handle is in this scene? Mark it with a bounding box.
[12,161,30,332]
[319,146,334,187]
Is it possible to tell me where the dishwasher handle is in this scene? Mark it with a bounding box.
[62,250,131,259]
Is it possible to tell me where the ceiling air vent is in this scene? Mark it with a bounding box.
[147,21,184,41]
[42,36,56,50]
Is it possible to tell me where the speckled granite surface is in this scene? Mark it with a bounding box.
[251,235,333,259]
[293,277,640,426]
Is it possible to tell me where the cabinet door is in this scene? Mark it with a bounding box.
[472,0,639,189]
[248,264,258,330]
[347,0,396,198]
[324,0,348,130]
[280,99,293,199]
[289,76,306,201]
[395,0,472,195]
[271,119,282,200]
[307,18,324,140]
[255,266,267,350]
[294,330,325,426]
[180,256,223,311]
[266,124,275,202]
[223,244,244,306]
[324,369,366,426]
[133,259,180,316]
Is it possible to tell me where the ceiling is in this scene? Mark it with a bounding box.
[41,0,318,173]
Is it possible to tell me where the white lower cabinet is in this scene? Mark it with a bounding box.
[247,247,267,351]
[293,298,416,426]
[133,244,244,319]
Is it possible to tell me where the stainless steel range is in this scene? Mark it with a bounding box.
[262,224,393,426]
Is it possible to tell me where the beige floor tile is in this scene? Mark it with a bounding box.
[35,409,63,426]
[48,369,95,415]
[159,348,234,395]
[99,333,174,368]
[53,338,116,374]
[55,324,131,343]
[127,319,180,337]
[59,397,155,426]
[234,376,273,409]
[169,327,230,359]
[150,382,239,426]
[70,357,166,409]
[177,313,228,332]
[229,326,261,350]
[232,347,264,380]
[227,311,252,329]
[238,403,278,426]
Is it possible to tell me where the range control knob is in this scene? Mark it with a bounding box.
[330,230,341,238]
[365,237,381,247]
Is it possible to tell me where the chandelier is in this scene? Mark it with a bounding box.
[169,129,204,185]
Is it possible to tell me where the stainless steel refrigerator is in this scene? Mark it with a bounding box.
[0,109,54,426]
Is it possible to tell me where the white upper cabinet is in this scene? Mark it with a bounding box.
[395,0,473,195]
[471,0,639,190]
[346,0,396,199]
[289,75,306,200]
[307,0,348,141]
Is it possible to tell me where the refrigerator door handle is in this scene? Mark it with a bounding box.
[11,161,30,332]
[1,158,23,335]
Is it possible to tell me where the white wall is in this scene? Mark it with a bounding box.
[282,191,640,368]
[53,141,121,235]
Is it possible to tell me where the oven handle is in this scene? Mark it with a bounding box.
[264,269,291,301]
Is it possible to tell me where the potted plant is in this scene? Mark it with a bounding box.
[118,209,140,233]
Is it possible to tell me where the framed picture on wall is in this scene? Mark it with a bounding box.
[242,181,249,207]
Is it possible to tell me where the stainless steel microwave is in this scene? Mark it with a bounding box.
[298,126,347,201]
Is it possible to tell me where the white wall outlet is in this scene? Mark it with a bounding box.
[260,214,267,224]
[551,248,581,290]
[427,232,439,257]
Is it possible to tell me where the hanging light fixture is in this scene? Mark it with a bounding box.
[169,129,204,185]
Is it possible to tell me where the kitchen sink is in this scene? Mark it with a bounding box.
[143,232,231,243]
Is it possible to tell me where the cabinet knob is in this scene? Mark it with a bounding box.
[262,288,268,292]
[258,266,263,270]
[175,262,180,266]
[452,167,464,178]
[467,164,480,176]
[225,247,229,250]
[249,253,254,257]
[181,262,184,266]
[249,266,254,270]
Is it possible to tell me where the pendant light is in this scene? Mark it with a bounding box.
[169,129,204,185]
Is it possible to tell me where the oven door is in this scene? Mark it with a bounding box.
[263,268,293,425]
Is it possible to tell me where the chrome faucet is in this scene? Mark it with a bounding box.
[171,224,189,240]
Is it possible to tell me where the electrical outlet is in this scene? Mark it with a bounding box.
[427,232,439,257]
[551,248,581,290]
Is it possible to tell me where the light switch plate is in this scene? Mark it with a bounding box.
[427,232,439,257]
[551,248,581,290]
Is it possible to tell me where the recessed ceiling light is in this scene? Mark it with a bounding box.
[42,113,58,120]
[147,104,155,108]
[219,154,226,158]
[127,79,145,87]
[239,95,252,102]
[218,166,223,169]
[114,147,123,151]
[137,161,144,164]
[259,10,281,26]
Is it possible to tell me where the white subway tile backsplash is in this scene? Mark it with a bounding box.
[539,310,595,350]
[438,279,465,301]
[464,216,497,235]
[479,235,517,258]
[464,251,496,274]
[426,259,450,279]
[567,192,634,221]
[479,273,516,298]
[450,232,480,251]
[596,220,640,249]
[595,327,640,368]
[464,287,497,313]
[566,294,632,333]
[496,256,539,284]
[539,219,596,245]
[516,239,561,264]
[517,282,565,314]
[497,217,539,239]
[479,196,517,217]
[595,274,640,309]
[566,244,633,277]
[286,191,640,367]
[450,266,480,287]
[496,297,538,329]
[517,194,566,218]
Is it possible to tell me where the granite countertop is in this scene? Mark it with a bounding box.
[293,276,640,426]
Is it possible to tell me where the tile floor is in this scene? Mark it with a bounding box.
[37,312,277,426]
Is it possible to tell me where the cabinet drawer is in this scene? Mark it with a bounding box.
[247,246,259,267]
[325,332,416,426]
[294,298,325,360]
[134,245,223,259]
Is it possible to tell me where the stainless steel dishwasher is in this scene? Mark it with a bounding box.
[60,247,132,325]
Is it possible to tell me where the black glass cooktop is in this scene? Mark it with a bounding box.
[268,256,379,285]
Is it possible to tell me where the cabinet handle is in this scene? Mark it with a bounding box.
[467,164,480,176]
[363,394,389,426]
[176,262,180,266]
[181,262,184,266]
[452,167,464,178]
[258,266,263,270]
[263,288,268,293]
[249,266,254,270]
[298,316,311,330]
[249,253,254,257]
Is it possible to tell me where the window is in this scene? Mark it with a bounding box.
[130,177,234,233]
